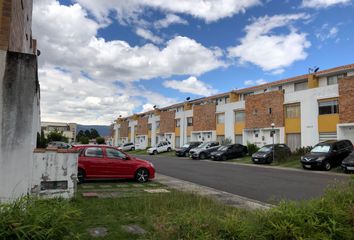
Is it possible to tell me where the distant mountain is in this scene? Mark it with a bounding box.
[77,125,112,137]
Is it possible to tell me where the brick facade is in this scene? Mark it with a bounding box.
[159,110,175,133]
[245,91,284,129]
[339,76,354,123]
[0,0,35,54]
[193,103,216,131]
[119,121,129,138]
[137,116,148,135]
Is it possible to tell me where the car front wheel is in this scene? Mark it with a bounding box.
[153,150,158,155]
[324,161,331,171]
[131,147,135,151]
[167,147,171,152]
[135,168,149,183]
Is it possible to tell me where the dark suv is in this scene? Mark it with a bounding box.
[252,144,291,164]
[175,141,202,157]
[210,144,248,161]
[341,150,354,173]
[189,141,220,159]
[301,140,353,171]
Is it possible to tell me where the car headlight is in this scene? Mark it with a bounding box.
[316,156,325,161]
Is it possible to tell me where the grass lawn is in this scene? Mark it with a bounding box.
[229,155,343,172]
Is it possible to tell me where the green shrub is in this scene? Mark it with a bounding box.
[79,136,89,144]
[221,137,232,145]
[96,137,105,144]
[294,146,313,155]
[247,142,259,156]
[0,197,80,240]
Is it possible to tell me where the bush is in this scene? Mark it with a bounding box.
[96,137,105,144]
[294,146,313,155]
[221,137,232,145]
[79,136,89,144]
[247,142,259,156]
[47,130,68,143]
[0,197,80,240]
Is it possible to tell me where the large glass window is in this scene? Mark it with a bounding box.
[235,111,245,122]
[319,100,339,115]
[327,74,346,85]
[285,103,300,118]
[156,121,160,129]
[216,113,225,124]
[187,117,193,126]
[85,147,103,157]
[294,81,308,92]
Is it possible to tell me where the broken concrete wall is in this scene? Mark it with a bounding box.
[31,149,78,199]
[0,50,40,202]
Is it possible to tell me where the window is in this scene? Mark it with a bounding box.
[175,119,181,128]
[278,86,283,91]
[327,74,346,85]
[85,147,103,157]
[319,100,338,115]
[285,103,300,118]
[268,108,272,114]
[294,81,308,91]
[235,111,245,122]
[253,109,257,116]
[156,121,160,129]
[216,113,225,124]
[148,124,152,130]
[187,117,193,126]
[106,148,126,159]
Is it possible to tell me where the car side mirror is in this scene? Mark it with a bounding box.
[124,155,130,160]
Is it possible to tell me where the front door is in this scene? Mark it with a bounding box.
[104,148,135,177]
[82,147,107,177]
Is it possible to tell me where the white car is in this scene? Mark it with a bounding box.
[118,142,135,151]
[147,141,172,155]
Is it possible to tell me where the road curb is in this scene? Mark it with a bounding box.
[155,173,274,210]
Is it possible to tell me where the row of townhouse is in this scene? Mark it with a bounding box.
[113,63,354,151]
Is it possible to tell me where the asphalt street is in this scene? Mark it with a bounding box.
[137,155,350,204]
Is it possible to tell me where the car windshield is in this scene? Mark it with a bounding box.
[259,146,272,152]
[198,142,209,148]
[350,151,354,156]
[182,144,191,148]
[311,145,330,153]
[218,146,229,151]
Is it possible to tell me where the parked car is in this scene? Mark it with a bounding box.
[211,144,248,161]
[301,140,353,171]
[73,145,155,183]
[252,144,291,164]
[189,141,220,159]
[175,141,202,157]
[47,141,71,149]
[341,150,354,173]
[118,142,135,151]
[147,141,172,155]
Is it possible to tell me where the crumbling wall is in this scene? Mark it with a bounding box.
[0,50,40,202]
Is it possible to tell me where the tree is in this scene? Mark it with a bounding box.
[47,130,68,143]
[90,128,100,139]
[79,136,89,144]
[76,130,84,141]
[96,137,105,145]
[84,130,91,139]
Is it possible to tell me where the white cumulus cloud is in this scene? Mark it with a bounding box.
[244,79,268,86]
[228,13,311,73]
[163,76,218,96]
[135,27,163,44]
[75,0,261,23]
[154,14,188,29]
[302,0,351,8]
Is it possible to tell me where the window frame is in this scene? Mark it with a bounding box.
[105,148,126,159]
[318,99,339,115]
[84,147,104,158]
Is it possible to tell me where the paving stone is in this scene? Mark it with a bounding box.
[147,183,159,187]
[98,192,122,198]
[116,184,129,188]
[81,185,95,189]
[88,227,108,237]
[132,184,144,187]
[144,188,170,193]
[122,224,146,235]
[82,192,99,198]
[99,185,112,188]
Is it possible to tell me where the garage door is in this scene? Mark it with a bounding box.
[319,132,337,142]
[286,133,301,152]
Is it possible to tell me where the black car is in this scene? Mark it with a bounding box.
[341,150,354,173]
[301,140,353,171]
[252,144,291,164]
[189,141,220,159]
[210,144,248,161]
[175,141,202,157]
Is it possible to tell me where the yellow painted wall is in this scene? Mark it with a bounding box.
[216,124,225,135]
[229,92,240,102]
[234,122,245,134]
[285,118,301,133]
[187,126,193,135]
[318,114,339,133]
[148,130,151,138]
[175,127,180,136]
[308,74,319,88]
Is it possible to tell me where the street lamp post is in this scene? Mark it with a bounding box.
[271,123,275,162]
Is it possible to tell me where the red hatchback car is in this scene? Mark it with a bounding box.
[73,145,155,183]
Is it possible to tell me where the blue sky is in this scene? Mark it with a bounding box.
[32,0,354,124]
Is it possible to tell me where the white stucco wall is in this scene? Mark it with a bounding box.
[31,150,78,199]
